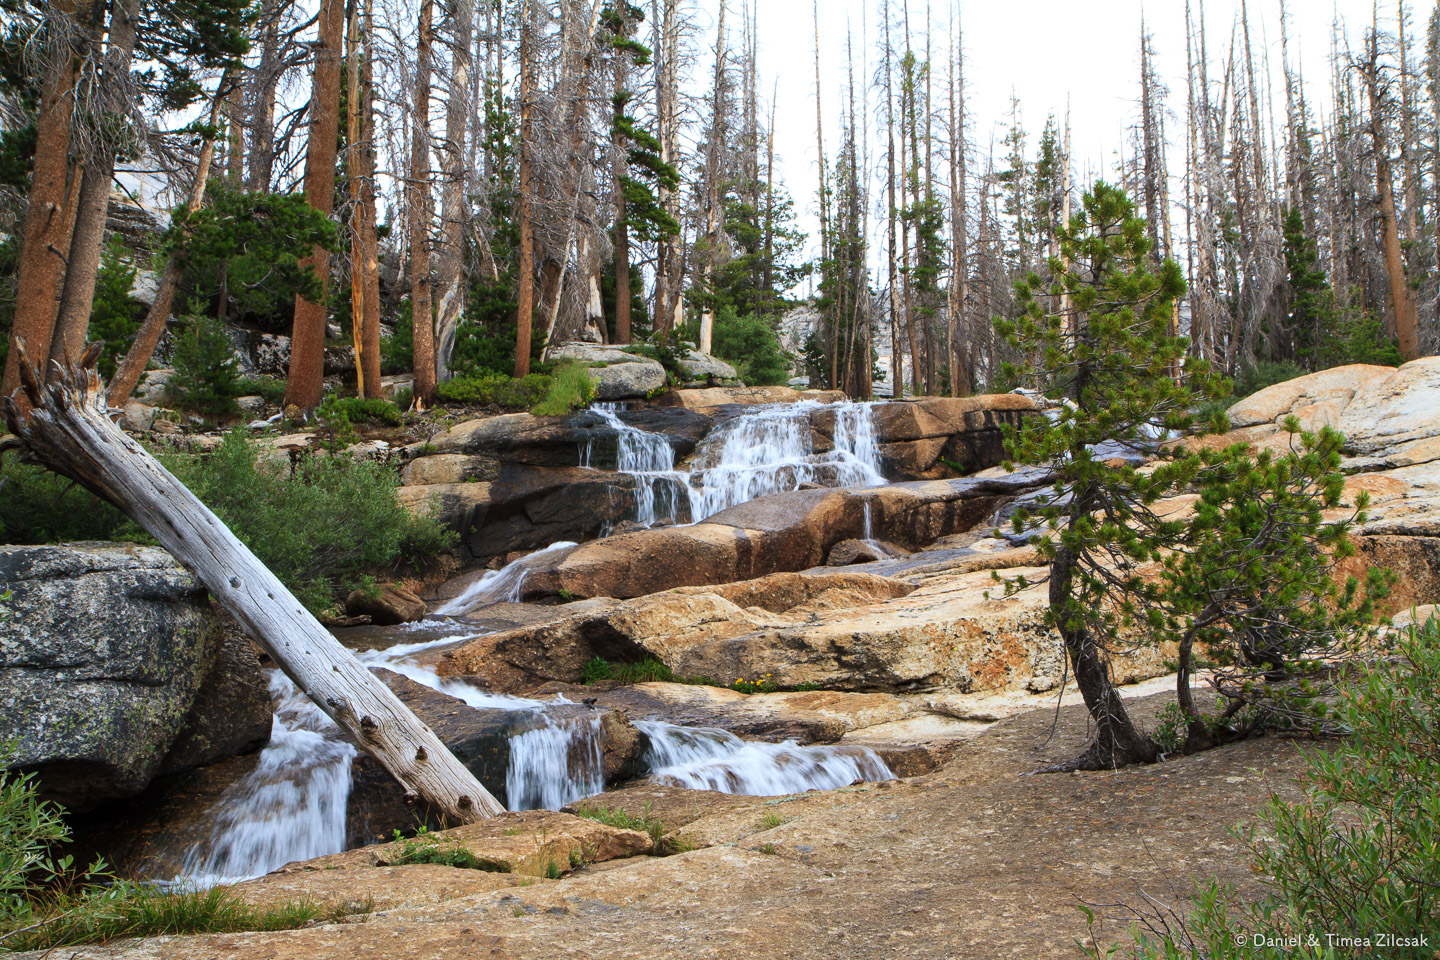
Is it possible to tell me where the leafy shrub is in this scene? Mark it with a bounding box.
[711,306,792,385]
[0,453,131,543]
[381,299,414,375]
[318,396,404,428]
[388,827,508,872]
[435,373,552,409]
[1230,361,1307,404]
[165,311,243,416]
[163,430,455,614]
[90,236,144,379]
[1098,616,1440,959]
[234,375,286,406]
[530,360,596,416]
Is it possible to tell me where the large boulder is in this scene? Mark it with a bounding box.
[441,565,1172,696]
[0,544,270,811]
[548,343,667,400]
[513,471,1048,600]
[658,385,847,414]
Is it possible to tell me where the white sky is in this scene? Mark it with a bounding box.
[701,0,1400,266]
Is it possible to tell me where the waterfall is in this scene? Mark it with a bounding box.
[588,400,885,529]
[584,404,698,531]
[506,713,605,811]
[635,720,894,795]
[434,541,578,616]
[176,672,355,886]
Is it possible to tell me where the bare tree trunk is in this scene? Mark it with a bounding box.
[612,56,632,345]
[698,0,728,357]
[1360,40,1421,360]
[108,73,235,407]
[409,0,437,405]
[883,4,902,396]
[946,9,970,397]
[245,0,284,192]
[48,0,141,374]
[2,31,81,405]
[285,0,346,413]
[346,0,369,398]
[4,347,504,821]
[357,0,382,397]
[434,0,473,382]
[514,0,535,378]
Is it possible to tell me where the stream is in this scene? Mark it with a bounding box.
[172,401,895,886]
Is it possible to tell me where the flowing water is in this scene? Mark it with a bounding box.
[586,400,886,530]
[174,400,896,884]
[637,721,894,795]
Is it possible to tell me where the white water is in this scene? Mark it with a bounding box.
[434,540,578,616]
[636,720,894,795]
[587,400,885,529]
[176,672,356,886]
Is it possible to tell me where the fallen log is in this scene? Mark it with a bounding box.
[2,342,504,820]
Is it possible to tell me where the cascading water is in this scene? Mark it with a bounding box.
[434,541,578,616]
[636,720,894,795]
[176,672,355,886]
[587,400,885,529]
[584,404,697,531]
[507,714,605,811]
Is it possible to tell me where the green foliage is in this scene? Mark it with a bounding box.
[756,812,787,831]
[435,373,552,409]
[165,311,242,416]
[0,756,73,930]
[580,657,712,686]
[571,804,667,846]
[381,299,414,374]
[1231,361,1307,403]
[234,375,286,406]
[0,453,129,544]
[0,232,19,373]
[529,361,596,417]
[388,827,509,872]
[1102,617,1440,959]
[89,236,143,379]
[162,430,455,614]
[623,334,690,385]
[318,396,404,428]
[171,187,337,323]
[711,307,793,386]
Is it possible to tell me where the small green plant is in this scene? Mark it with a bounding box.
[387,827,509,873]
[90,235,142,379]
[756,812,786,831]
[234,375,287,406]
[579,657,712,687]
[580,657,614,685]
[530,360,597,416]
[571,804,668,847]
[756,842,778,856]
[165,310,243,417]
[318,396,404,429]
[543,861,561,880]
[556,588,576,602]
[732,673,778,694]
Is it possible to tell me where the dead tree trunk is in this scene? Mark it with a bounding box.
[108,71,235,407]
[4,345,505,822]
[408,0,437,406]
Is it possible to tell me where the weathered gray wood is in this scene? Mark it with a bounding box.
[3,342,505,820]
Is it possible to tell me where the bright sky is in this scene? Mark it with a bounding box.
[703,0,1399,265]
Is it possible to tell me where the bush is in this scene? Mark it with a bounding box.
[165,311,243,417]
[1231,361,1307,404]
[0,453,130,544]
[90,236,144,379]
[529,360,596,416]
[711,306,792,385]
[163,430,455,614]
[1100,616,1440,959]
[234,375,286,406]
[317,396,404,428]
[435,373,552,409]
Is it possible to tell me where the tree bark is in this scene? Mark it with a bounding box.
[4,346,504,821]
[513,0,534,378]
[108,71,235,408]
[357,0,382,398]
[284,0,346,413]
[434,0,472,382]
[408,0,437,406]
[2,34,81,406]
[48,0,141,375]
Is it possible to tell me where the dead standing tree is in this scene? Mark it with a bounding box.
[3,346,505,823]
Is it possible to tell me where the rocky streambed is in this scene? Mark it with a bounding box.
[4,363,1440,956]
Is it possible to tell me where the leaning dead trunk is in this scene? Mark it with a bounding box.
[3,344,504,822]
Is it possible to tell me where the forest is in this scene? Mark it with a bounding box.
[1,0,1435,412]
